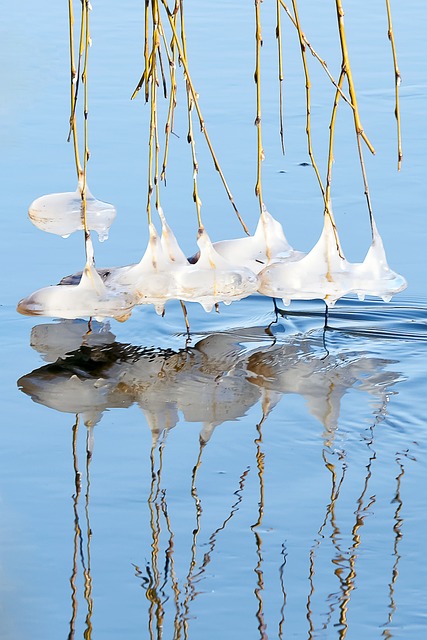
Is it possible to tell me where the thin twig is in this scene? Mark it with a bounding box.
[276,1,285,154]
[254,0,264,213]
[385,0,402,170]
[160,0,250,234]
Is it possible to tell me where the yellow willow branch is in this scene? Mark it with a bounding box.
[325,70,346,257]
[335,0,375,155]
[335,0,375,235]
[180,0,203,228]
[279,0,374,153]
[276,0,285,154]
[385,0,402,170]
[160,0,249,235]
[291,1,326,200]
[254,0,264,214]
[67,0,82,177]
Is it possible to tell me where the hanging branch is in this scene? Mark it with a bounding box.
[67,0,83,178]
[160,2,179,183]
[276,1,285,154]
[254,0,264,214]
[335,0,375,234]
[81,0,91,239]
[325,70,346,209]
[385,0,402,170]
[335,1,375,156]
[290,2,325,199]
[160,0,250,235]
[180,0,203,229]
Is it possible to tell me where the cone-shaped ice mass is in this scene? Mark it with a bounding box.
[106,223,187,315]
[349,218,407,302]
[17,238,135,321]
[174,227,259,311]
[28,187,116,241]
[258,214,407,306]
[207,206,304,274]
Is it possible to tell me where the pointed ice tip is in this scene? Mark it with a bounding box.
[382,294,393,303]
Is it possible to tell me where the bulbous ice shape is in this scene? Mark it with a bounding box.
[17,258,136,322]
[258,214,407,306]
[174,228,259,311]
[208,205,304,274]
[28,187,116,241]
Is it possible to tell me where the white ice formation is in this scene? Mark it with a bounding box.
[18,190,407,321]
[28,186,116,241]
[258,214,407,307]
[17,238,136,322]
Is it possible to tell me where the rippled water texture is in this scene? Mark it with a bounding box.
[1,1,426,639]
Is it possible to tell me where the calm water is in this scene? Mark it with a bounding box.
[1,2,426,639]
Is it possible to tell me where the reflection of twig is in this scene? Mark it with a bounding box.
[192,466,251,584]
[68,415,81,640]
[145,441,166,639]
[67,416,94,640]
[382,453,405,637]
[306,450,347,638]
[83,427,94,639]
[251,413,268,640]
[278,543,287,639]
[335,399,390,639]
[181,443,204,637]
[160,489,182,639]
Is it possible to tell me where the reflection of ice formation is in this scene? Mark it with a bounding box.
[18,320,400,444]
[28,187,116,241]
[17,198,407,321]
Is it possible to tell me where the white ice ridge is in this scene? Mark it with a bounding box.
[17,199,407,321]
[28,186,116,241]
[258,213,407,306]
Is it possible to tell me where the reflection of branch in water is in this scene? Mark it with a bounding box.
[67,415,94,640]
[335,399,390,639]
[382,452,406,639]
[68,415,81,640]
[160,490,182,640]
[251,407,268,640]
[278,543,287,640]
[306,449,347,639]
[191,466,251,585]
[83,427,94,639]
[145,441,166,639]
[182,443,204,639]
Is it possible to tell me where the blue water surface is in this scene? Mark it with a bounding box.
[1,2,426,639]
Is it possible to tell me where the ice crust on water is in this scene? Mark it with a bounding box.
[17,238,136,322]
[18,195,407,321]
[258,214,407,306]
[28,187,116,241]
[174,227,259,312]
